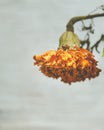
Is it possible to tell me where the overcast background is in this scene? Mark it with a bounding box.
[0,0,104,130]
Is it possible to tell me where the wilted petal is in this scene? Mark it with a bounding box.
[33,48,101,84]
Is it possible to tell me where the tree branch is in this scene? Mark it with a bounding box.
[66,13,104,32]
[80,37,90,50]
[90,34,104,53]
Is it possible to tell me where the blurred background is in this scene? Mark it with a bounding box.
[0,0,104,130]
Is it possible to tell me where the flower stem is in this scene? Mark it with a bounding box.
[66,13,104,32]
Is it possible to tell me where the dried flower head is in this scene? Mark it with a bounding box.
[33,47,101,84]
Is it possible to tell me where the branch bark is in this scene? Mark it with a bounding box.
[66,13,104,32]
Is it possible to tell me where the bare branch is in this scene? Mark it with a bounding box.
[90,34,104,53]
[81,20,94,34]
[80,38,90,50]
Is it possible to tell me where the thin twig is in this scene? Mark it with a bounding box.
[80,38,90,50]
[90,34,104,53]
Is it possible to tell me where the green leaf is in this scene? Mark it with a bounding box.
[101,35,104,42]
[102,48,104,57]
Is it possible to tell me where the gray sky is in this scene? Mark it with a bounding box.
[0,0,104,129]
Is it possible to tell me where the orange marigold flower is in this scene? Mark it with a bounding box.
[33,47,101,84]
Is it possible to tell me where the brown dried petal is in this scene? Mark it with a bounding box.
[33,48,101,84]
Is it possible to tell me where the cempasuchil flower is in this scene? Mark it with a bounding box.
[33,47,101,84]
